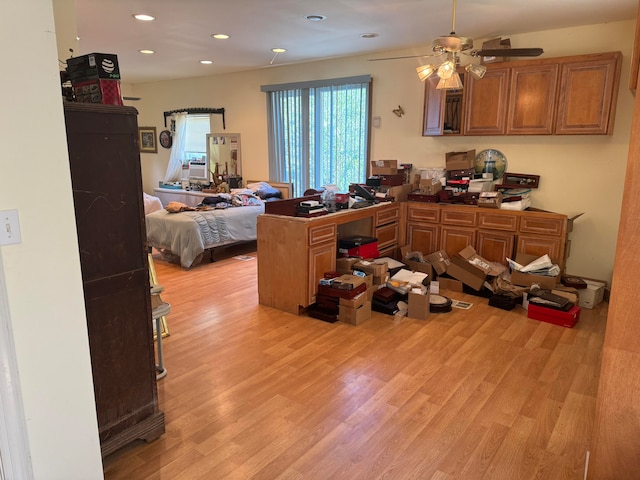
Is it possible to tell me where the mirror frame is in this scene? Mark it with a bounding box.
[206,133,241,181]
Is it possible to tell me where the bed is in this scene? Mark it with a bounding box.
[145,181,292,268]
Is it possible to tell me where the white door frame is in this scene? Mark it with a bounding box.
[0,251,34,479]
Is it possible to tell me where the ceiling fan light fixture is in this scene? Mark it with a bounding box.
[436,72,463,90]
[437,59,456,80]
[465,63,487,80]
[416,64,436,81]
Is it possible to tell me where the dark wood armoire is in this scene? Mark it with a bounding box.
[63,103,164,458]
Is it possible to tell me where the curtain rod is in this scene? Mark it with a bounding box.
[163,108,226,129]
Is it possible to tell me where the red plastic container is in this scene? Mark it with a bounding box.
[527,304,581,328]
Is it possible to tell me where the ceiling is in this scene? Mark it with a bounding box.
[72,0,637,84]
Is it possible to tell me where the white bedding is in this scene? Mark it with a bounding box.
[146,203,264,268]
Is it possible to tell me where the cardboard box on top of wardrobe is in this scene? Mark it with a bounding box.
[371,160,398,175]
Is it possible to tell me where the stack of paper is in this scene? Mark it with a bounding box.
[507,254,560,277]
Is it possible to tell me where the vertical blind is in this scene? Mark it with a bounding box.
[262,75,371,197]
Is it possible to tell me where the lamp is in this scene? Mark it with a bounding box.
[436,72,463,90]
[465,63,487,80]
[416,64,436,81]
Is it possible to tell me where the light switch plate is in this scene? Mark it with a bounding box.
[0,210,22,246]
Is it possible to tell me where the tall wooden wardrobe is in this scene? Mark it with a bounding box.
[63,103,164,457]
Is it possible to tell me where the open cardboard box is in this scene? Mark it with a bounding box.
[510,253,558,290]
[400,246,434,278]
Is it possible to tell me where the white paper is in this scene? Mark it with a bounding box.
[390,268,428,285]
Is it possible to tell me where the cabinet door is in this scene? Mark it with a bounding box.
[517,235,562,265]
[408,223,439,254]
[441,226,475,258]
[308,242,337,305]
[423,76,446,135]
[422,75,464,135]
[555,52,622,135]
[464,68,510,135]
[476,230,515,265]
[507,64,559,135]
[376,222,399,251]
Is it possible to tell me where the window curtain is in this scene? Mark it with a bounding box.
[162,113,188,183]
[262,75,371,197]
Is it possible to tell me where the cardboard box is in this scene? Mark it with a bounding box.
[578,280,606,309]
[371,160,398,175]
[407,286,430,320]
[354,260,388,276]
[400,246,434,278]
[366,285,379,301]
[67,52,121,82]
[336,257,359,274]
[339,301,372,325]
[445,150,476,171]
[447,255,487,291]
[457,246,501,276]
[419,178,442,195]
[339,291,368,309]
[426,250,451,275]
[510,253,558,290]
[436,276,464,292]
[527,304,581,328]
[373,273,390,285]
[331,274,365,290]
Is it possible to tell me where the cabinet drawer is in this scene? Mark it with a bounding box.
[519,215,565,236]
[408,205,440,223]
[309,224,336,245]
[376,205,400,226]
[375,223,399,250]
[441,209,477,226]
[477,212,518,231]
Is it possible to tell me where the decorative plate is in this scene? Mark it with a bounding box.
[159,129,173,149]
[474,149,508,180]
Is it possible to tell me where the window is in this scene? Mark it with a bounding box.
[262,75,371,197]
[181,115,211,167]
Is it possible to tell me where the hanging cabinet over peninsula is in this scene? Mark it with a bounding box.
[422,51,622,136]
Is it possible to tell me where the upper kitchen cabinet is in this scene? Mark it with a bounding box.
[463,68,511,135]
[555,52,622,135]
[422,51,622,137]
[507,63,559,135]
[422,74,465,136]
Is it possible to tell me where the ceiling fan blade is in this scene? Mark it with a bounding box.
[368,53,434,61]
[473,47,544,57]
[123,96,142,101]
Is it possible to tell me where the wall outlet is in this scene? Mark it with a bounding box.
[0,210,22,246]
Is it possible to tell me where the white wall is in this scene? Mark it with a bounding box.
[0,1,103,479]
[132,20,635,285]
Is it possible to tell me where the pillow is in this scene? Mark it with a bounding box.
[246,182,281,199]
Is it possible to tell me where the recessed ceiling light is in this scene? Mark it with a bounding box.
[305,14,326,22]
[211,33,230,39]
[139,49,155,55]
[133,14,155,21]
[200,60,213,64]
[361,33,379,39]
[271,48,287,53]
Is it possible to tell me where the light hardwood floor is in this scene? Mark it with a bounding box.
[103,244,607,480]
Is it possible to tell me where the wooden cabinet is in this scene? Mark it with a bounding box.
[423,51,621,136]
[423,74,465,135]
[507,63,559,135]
[258,202,400,314]
[63,103,164,457]
[464,68,510,135]
[406,202,574,269]
[555,52,622,135]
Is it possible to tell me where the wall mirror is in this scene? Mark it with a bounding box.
[206,133,241,182]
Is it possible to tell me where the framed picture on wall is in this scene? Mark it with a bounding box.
[138,126,157,153]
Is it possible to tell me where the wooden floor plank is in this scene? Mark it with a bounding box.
[102,246,607,480]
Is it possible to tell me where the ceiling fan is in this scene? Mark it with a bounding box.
[369,0,544,89]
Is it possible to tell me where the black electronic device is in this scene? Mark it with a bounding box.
[351,184,378,203]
